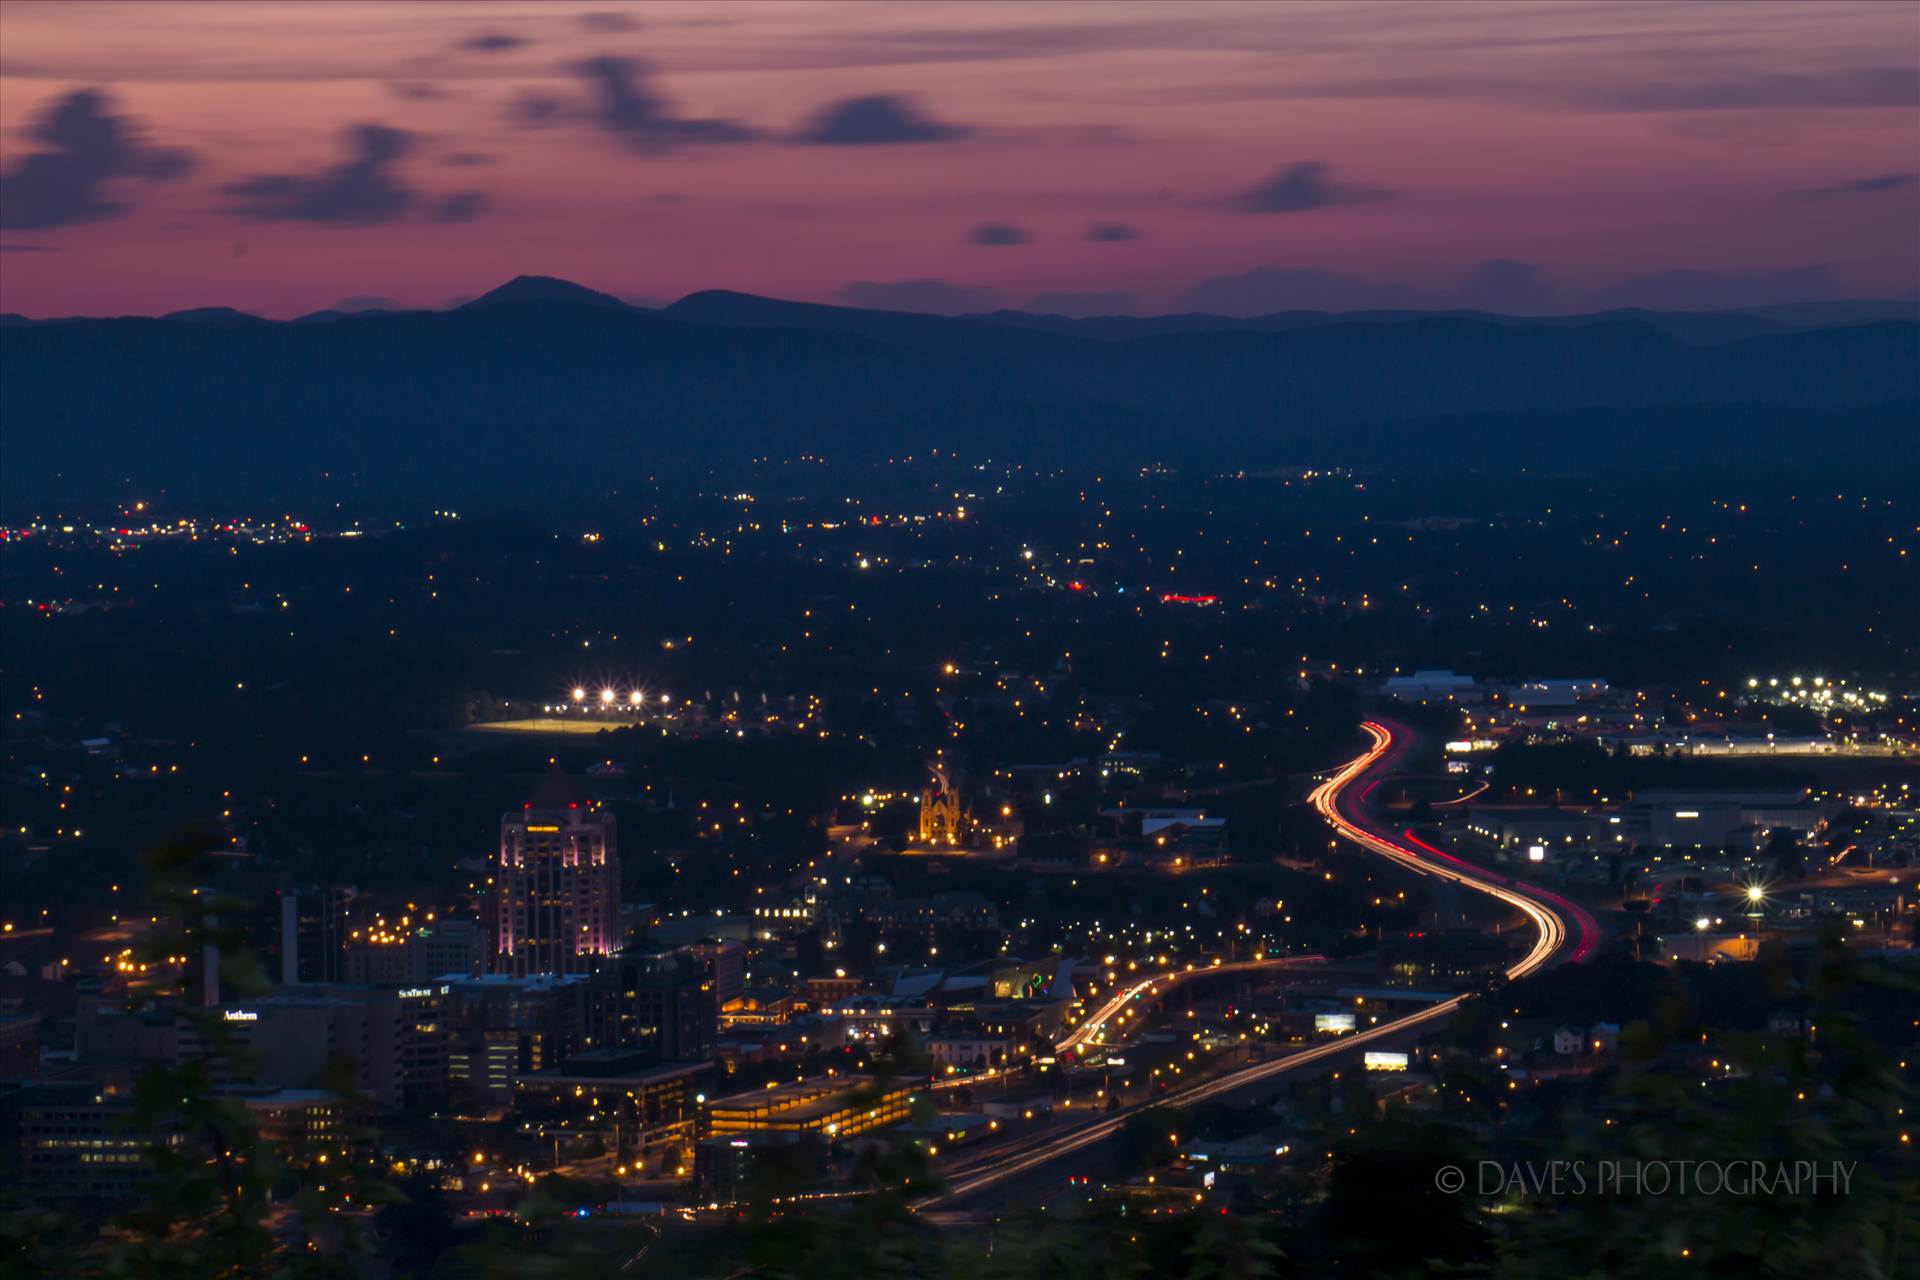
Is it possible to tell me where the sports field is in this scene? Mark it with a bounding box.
[467,717,639,736]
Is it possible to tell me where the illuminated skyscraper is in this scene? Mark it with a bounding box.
[493,773,621,977]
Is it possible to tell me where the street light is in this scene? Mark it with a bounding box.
[1745,884,1765,904]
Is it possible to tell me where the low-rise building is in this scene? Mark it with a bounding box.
[11,1081,163,1201]
[705,1074,917,1140]
[513,1052,710,1175]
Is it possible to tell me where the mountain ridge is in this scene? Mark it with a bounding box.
[4,277,1914,337]
[3,279,1914,508]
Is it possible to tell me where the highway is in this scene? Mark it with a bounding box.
[1054,953,1326,1058]
[918,718,1595,1210]
[1311,720,1599,968]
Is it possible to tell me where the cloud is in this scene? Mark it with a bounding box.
[1178,266,1425,314]
[1084,222,1140,241]
[1791,173,1918,200]
[224,123,417,224]
[1238,161,1394,214]
[571,56,756,149]
[968,223,1029,246]
[576,12,643,33]
[0,88,195,230]
[837,279,1002,314]
[442,152,494,167]
[664,15,1198,74]
[508,91,567,128]
[1025,290,1136,317]
[1585,66,1920,113]
[386,81,448,102]
[460,31,531,54]
[794,94,971,144]
[430,191,487,223]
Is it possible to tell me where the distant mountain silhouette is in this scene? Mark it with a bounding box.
[293,307,410,325]
[158,306,269,325]
[2,279,1914,507]
[1732,299,1920,329]
[459,275,638,311]
[972,306,1792,346]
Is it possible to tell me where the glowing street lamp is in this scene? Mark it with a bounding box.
[571,687,586,703]
[600,688,615,706]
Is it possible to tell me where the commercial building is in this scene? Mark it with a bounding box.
[343,919,484,987]
[585,946,716,1062]
[705,1074,917,1140]
[513,1052,710,1174]
[719,987,795,1029]
[1638,789,1835,849]
[445,973,589,1105]
[11,1082,164,1201]
[230,1087,346,1143]
[695,1130,813,1200]
[821,994,936,1044]
[1504,679,1610,708]
[924,1033,1015,1070]
[493,774,622,977]
[278,885,360,986]
[683,938,745,1006]
[1382,671,1481,703]
[1463,808,1616,860]
[213,984,449,1108]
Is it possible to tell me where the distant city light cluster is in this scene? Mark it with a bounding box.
[1745,676,1891,711]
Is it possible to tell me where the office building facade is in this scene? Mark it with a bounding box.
[493,776,621,977]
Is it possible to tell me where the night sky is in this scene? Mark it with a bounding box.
[2,0,1916,318]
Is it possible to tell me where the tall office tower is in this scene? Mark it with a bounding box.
[279,885,359,986]
[493,773,621,977]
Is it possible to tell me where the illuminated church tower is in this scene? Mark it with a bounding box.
[917,761,968,847]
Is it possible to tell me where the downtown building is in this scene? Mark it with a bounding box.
[492,774,622,977]
[584,946,717,1062]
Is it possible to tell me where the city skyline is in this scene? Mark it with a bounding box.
[3,1,1918,318]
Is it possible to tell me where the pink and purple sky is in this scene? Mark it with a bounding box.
[2,0,1916,318]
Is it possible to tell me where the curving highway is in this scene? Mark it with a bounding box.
[919,718,1595,1209]
[1308,720,1598,971]
[1054,953,1326,1058]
